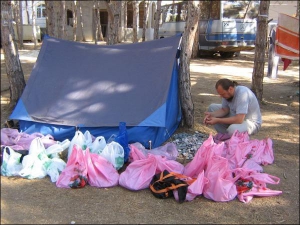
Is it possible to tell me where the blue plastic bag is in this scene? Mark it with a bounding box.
[115,122,130,163]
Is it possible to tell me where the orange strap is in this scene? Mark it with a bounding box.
[149,171,196,194]
[168,172,197,185]
[149,182,188,194]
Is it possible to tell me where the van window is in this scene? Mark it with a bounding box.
[161,2,187,23]
[223,1,259,19]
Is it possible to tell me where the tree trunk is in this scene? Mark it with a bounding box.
[25,0,30,24]
[114,1,121,43]
[179,1,200,128]
[12,1,23,49]
[142,1,149,42]
[45,1,55,37]
[104,1,120,45]
[96,0,104,41]
[123,1,127,41]
[153,0,161,39]
[105,1,113,45]
[1,1,26,110]
[132,1,138,43]
[72,1,78,41]
[78,1,86,42]
[191,0,201,58]
[58,1,66,39]
[18,1,24,49]
[251,1,270,102]
[93,0,99,44]
[191,22,199,58]
[31,0,38,49]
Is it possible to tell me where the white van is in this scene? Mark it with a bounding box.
[13,22,41,42]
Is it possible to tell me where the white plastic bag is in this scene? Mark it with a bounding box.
[19,137,51,179]
[46,157,67,182]
[68,130,86,159]
[46,144,64,159]
[19,154,48,179]
[46,139,71,159]
[1,146,23,176]
[29,136,46,156]
[90,136,106,154]
[83,130,94,150]
[100,141,124,170]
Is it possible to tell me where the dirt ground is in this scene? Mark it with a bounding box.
[1,42,299,224]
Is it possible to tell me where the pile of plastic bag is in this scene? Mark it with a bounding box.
[1,127,283,203]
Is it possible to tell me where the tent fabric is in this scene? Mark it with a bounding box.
[275,13,299,60]
[10,35,182,149]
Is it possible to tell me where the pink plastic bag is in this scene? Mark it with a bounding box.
[128,143,148,162]
[225,141,253,170]
[249,138,274,166]
[119,155,157,191]
[155,154,184,174]
[237,186,283,203]
[56,144,88,188]
[147,143,178,160]
[235,168,280,188]
[85,148,119,188]
[241,158,263,172]
[223,130,250,157]
[183,135,224,178]
[233,168,282,203]
[203,155,238,202]
[129,142,179,161]
[173,170,209,202]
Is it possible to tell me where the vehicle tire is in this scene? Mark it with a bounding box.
[234,51,241,57]
[220,52,235,58]
[198,50,214,58]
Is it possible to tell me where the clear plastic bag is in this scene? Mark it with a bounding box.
[100,141,124,170]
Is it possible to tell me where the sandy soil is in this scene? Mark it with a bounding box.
[1,43,299,224]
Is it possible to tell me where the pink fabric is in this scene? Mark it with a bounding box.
[213,133,231,143]
[1,128,57,150]
[1,128,20,146]
[85,148,119,188]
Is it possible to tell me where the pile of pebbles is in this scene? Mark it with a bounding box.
[169,131,209,161]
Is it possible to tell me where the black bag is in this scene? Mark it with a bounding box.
[149,170,188,203]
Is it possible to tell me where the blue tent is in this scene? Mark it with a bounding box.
[10,35,182,149]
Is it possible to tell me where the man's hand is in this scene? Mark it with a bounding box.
[203,112,212,126]
[205,117,219,125]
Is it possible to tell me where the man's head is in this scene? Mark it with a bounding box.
[215,79,238,101]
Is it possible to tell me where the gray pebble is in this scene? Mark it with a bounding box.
[170,131,209,160]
